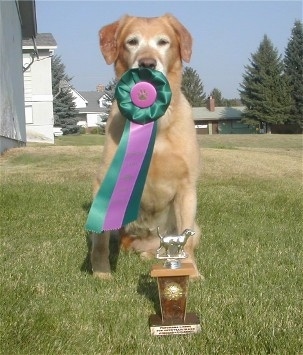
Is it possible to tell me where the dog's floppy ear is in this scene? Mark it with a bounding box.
[165,14,192,63]
[99,21,120,64]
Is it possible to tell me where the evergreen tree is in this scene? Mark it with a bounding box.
[181,67,206,107]
[210,88,225,106]
[96,78,118,129]
[51,55,79,134]
[284,20,303,128]
[224,98,242,107]
[102,78,118,116]
[239,35,291,131]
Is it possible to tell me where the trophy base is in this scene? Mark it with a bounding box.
[149,313,201,336]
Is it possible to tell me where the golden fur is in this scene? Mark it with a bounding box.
[90,14,201,279]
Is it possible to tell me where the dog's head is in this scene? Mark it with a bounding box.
[99,14,192,82]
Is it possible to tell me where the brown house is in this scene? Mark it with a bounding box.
[193,97,255,134]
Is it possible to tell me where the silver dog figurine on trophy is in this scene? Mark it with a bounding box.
[149,228,201,336]
[156,228,195,267]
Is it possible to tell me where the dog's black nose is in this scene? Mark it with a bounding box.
[138,58,157,70]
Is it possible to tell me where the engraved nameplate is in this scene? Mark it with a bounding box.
[150,323,201,336]
[149,313,201,336]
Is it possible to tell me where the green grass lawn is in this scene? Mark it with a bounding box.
[54,134,106,146]
[51,132,303,150]
[1,135,302,354]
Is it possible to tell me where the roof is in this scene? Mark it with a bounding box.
[193,106,245,121]
[77,91,107,113]
[22,33,57,48]
[71,87,88,104]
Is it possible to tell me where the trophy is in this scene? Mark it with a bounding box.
[149,228,201,336]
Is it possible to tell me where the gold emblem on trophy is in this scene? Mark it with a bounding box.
[163,282,184,301]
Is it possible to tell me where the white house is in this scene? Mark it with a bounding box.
[23,33,57,143]
[0,0,37,153]
[70,88,109,129]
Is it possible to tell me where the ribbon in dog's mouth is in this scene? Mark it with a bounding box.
[85,68,172,232]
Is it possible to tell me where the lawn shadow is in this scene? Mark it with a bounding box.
[137,274,161,315]
[80,201,121,274]
[82,201,92,214]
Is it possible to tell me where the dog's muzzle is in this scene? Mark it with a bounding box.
[138,57,157,70]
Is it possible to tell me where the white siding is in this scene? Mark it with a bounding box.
[72,91,87,108]
[87,113,99,127]
[23,54,32,101]
[25,106,33,124]
[24,49,55,143]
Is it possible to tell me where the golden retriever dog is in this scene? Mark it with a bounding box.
[90,14,201,279]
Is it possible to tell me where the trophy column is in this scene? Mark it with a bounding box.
[149,230,201,336]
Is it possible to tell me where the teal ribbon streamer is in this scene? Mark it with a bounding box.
[85,119,130,232]
[85,68,171,232]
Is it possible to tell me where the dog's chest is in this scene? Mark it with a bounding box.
[141,140,188,208]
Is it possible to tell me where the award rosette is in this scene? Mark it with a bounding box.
[85,68,172,232]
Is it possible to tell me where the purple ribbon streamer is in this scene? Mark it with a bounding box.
[102,121,154,230]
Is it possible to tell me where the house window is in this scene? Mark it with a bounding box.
[25,105,33,124]
[23,55,32,72]
[195,124,208,129]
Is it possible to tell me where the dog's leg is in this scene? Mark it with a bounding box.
[174,186,197,232]
[183,225,202,280]
[91,232,112,279]
[174,188,202,279]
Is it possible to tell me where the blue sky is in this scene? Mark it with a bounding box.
[36,1,302,99]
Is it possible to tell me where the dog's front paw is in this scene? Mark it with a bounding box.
[140,251,155,260]
[189,272,205,281]
[93,271,113,280]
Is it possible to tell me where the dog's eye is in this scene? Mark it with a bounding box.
[158,38,169,46]
[126,38,139,46]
